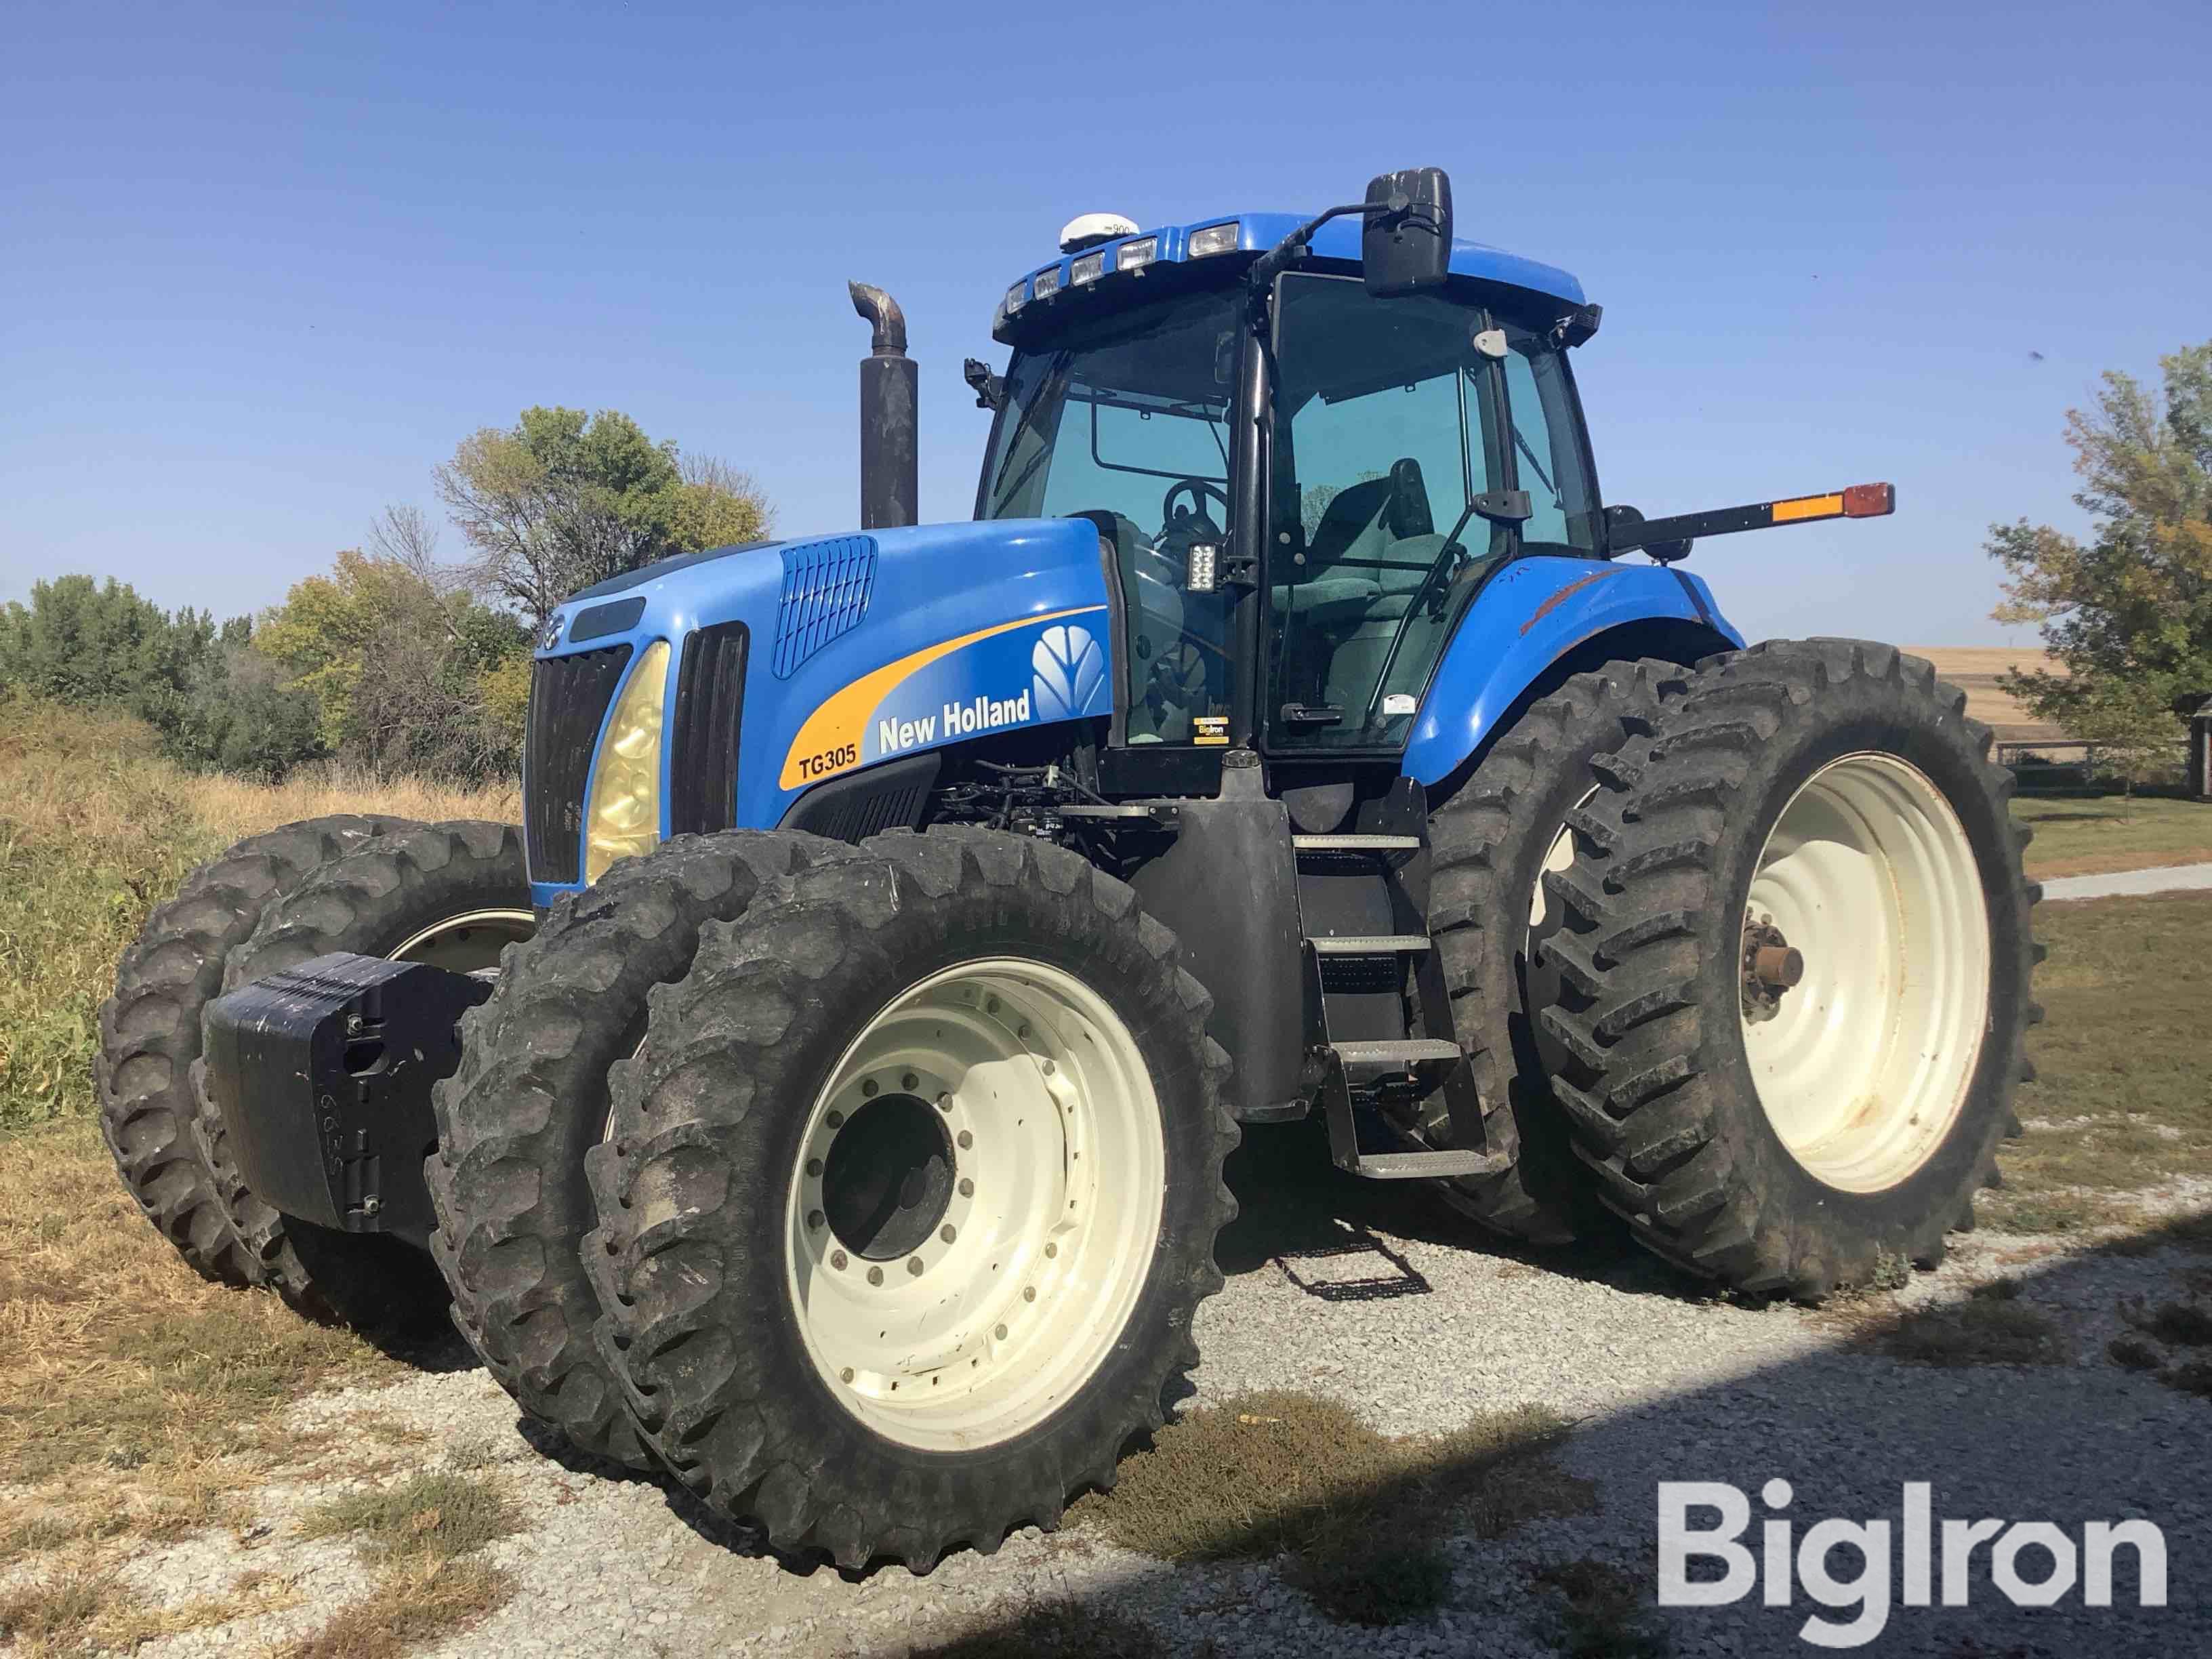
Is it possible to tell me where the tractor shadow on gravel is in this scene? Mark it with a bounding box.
[1215,1114,1693,1306]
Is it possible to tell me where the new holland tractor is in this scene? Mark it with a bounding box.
[99,167,2036,1570]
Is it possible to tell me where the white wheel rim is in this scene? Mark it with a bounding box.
[1740,753,1990,1192]
[390,908,535,975]
[784,958,1165,1451]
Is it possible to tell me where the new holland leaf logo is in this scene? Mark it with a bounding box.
[1031,624,1105,720]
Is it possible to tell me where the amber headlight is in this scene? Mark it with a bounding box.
[583,639,668,883]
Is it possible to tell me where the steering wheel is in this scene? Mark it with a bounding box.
[1161,478,1229,535]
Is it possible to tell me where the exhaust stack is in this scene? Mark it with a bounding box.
[849,281,918,530]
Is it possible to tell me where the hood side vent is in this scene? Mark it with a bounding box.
[773,535,878,678]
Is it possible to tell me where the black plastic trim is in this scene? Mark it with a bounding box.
[670,621,749,836]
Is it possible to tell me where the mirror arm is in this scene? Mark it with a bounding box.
[1249,197,1406,291]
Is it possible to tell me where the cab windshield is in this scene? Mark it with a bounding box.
[981,288,1242,744]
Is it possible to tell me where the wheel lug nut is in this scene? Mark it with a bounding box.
[940,1225,956,1244]
[807,1210,825,1229]
[867,1267,883,1286]
[957,1130,972,1149]
[985,996,1000,1014]
[861,1080,878,1097]
[937,1092,951,1113]
[841,1367,854,1383]
[806,1158,823,1178]
[1044,1242,1057,1258]
[1041,1058,1055,1075]
[901,1072,918,1090]
[907,1256,925,1276]
[831,1250,848,1270]
[994,1324,1008,1340]
[958,1178,974,1197]
[1023,1286,1036,1302]
[827,1110,844,1128]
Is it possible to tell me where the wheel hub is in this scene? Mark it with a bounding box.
[819,1090,955,1261]
[1740,912,1806,1023]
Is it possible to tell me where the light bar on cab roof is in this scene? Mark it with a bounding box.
[1187,222,1239,257]
[1004,280,1027,314]
[1032,265,1064,300]
[1116,235,1158,272]
[1071,250,1105,286]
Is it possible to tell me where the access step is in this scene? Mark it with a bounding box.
[1330,1145,1513,1180]
[1307,934,1431,956]
[1332,1038,1461,1073]
[1292,833,1421,858]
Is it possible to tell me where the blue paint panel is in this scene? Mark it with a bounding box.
[997,211,1584,340]
[527,516,1109,907]
[1399,560,1743,787]
[773,535,877,678]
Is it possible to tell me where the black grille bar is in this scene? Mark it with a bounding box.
[670,622,748,836]
[525,644,632,884]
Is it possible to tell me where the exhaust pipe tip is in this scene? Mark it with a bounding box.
[848,281,907,358]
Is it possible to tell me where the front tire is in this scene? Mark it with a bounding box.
[98,816,413,1286]
[428,830,853,1468]
[583,828,1235,1570]
[201,820,534,1329]
[1539,640,2038,1298]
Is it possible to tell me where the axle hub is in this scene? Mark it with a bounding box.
[1741,912,1805,1022]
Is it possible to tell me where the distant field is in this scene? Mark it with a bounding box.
[1907,645,2067,741]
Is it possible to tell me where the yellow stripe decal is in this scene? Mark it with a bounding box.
[1771,492,1845,524]
[779,606,1104,790]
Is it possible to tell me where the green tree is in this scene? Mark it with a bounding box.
[434,407,772,625]
[1988,341,2212,787]
[255,548,531,780]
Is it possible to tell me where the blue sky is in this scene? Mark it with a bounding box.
[3,0,2205,647]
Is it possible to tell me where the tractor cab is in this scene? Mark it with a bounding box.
[979,174,1603,776]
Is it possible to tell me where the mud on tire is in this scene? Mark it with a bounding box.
[1538,640,2039,1299]
[200,819,533,1330]
[427,830,854,1468]
[583,827,1237,1570]
[1416,659,1691,1243]
[98,815,415,1286]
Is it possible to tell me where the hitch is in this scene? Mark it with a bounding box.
[201,953,490,1250]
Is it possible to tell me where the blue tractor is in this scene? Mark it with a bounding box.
[102,168,2036,1570]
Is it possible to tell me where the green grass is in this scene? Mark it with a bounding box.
[298,1470,523,1564]
[2012,792,2212,880]
[1990,894,2212,1233]
[1072,1390,1595,1626]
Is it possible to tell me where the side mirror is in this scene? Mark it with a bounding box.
[1363,167,1452,298]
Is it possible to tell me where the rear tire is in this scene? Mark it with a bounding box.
[200,819,534,1330]
[98,816,414,1286]
[1538,640,2038,1298]
[1416,660,1690,1243]
[427,830,854,1467]
[583,827,1236,1570]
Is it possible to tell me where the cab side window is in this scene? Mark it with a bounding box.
[1500,335,1597,554]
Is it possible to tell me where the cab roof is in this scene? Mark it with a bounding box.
[993,210,1586,344]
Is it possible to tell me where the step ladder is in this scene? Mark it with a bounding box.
[1292,828,1513,1181]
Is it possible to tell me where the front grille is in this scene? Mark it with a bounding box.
[524,644,633,884]
[670,622,749,836]
[772,536,876,677]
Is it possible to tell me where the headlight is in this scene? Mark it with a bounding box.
[1071,250,1105,286]
[1116,235,1158,272]
[1188,222,1239,258]
[1004,280,1027,314]
[1032,264,1064,300]
[583,639,668,883]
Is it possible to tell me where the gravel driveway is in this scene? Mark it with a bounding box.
[118,1120,2206,1659]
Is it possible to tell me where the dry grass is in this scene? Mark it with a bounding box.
[279,1555,516,1659]
[0,1118,406,1556]
[180,767,518,844]
[1988,894,2212,1235]
[1073,1390,1593,1626]
[1529,1556,1669,1658]
[2013,794,2212,880]
[1906,647,2064,740]
[1844,1294,2068,1368]
[298,1470,523,1564]
[0,1557,301,1657]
